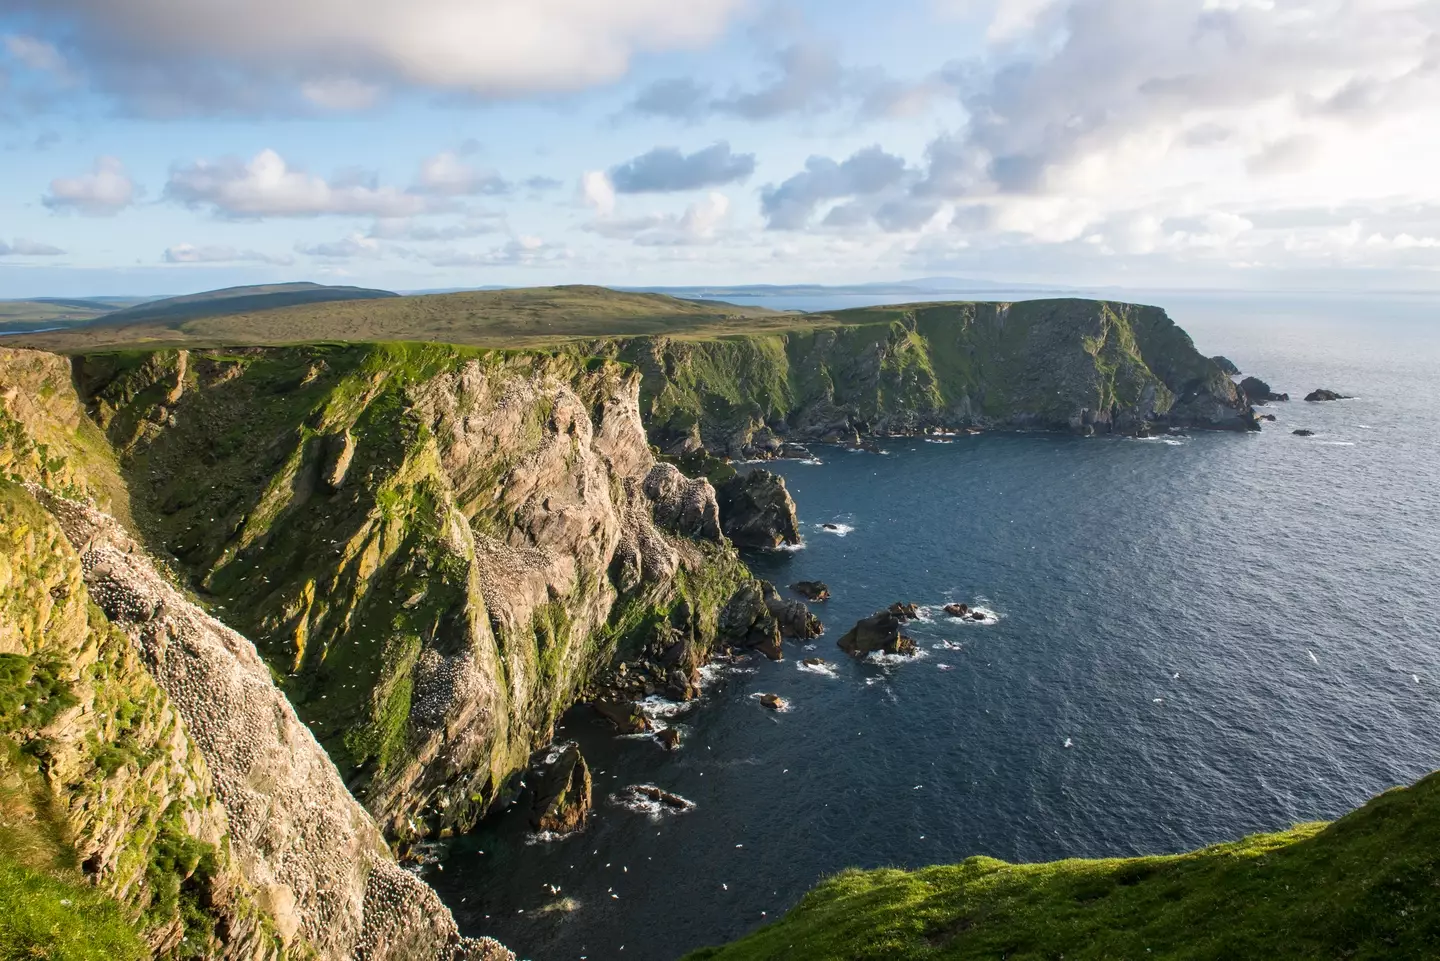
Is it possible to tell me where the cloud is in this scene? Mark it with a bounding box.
[0,238,66,257]
[585,192,732,245]
[627,77,711,120]
[295,234,383,259]
[610,142,755,193]
[165,149,440,219]
[425,236,569,267]
[43,156,136,215]
[414,151,510,196]
[4,34,68,74]
[580,171,616,214]
[712,44,846,120]
[761,146,910,229]
[523,176,563,192]
[163,243,294,265]
[14,0,748,114]
[368,217,501,241]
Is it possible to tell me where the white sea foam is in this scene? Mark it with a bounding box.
[931,639,964,651]
[797,659,839,678]
[526,828,584,845]
[925,438,955,444]
[774,541,808,552]
[798,458,824,465]
[638,695,692,719]
[818,523,854,536]
[864,647,930,667]
[611,784,696,819]
[1318,441,1357,446]
[749,692,793,712]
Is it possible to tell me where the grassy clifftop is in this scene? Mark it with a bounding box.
[689,772,1440,960]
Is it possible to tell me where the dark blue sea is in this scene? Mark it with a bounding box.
[435,290,1440,961]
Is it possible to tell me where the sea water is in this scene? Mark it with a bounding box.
[434,290,1440,960]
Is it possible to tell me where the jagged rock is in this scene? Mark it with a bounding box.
[760,693,787,711]
[715,468,801,549]
[1211,356,1241,375]
[803,657,827,667]
[1294,429,1316,437]
[1305,389,1351,402]
[644,462,723,542]
[944,603,970,618]
[719,582,784,660]
[887,601,920,621]
[658,728,681,751]
[1240,376,1289,403]
[791,581,831,601]
[838,609,918,658]
[320,430,356,492]
[665,666,701,701]
[593,700,653,734]
[528,743,592,835]
[763,582,823,639]
[630,785,690,809]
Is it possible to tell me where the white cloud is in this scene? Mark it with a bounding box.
[295,233,383,259]
[425,236,569,267]
[165,149,439,218]
[163,243,294,265]
[300,77,384,111]
[585,192,732,246]
[0,238,66,256]
[43,156,136,215]
[415,151,509,196]
[580,171,616,215]
[4,34,69,74]
[17,0,747,112]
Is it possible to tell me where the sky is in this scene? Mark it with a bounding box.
[1,0,1438,298]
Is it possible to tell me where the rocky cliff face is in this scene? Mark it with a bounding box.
[599,299,1254,455]
[70,344,758,841]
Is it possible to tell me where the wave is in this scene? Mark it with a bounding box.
[796,659,839,678]
[818,523,854,536]
[798,458,824,465]
[864,647,930,667]
[925,438,955,444]
[1129,435,1187,446]
[612,784,696,818]
[773,540,808,552]
[1318,441,1357,446]
[638,695,693,719]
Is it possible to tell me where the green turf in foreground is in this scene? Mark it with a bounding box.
[686,771,1440,960]
[0,855,146,961]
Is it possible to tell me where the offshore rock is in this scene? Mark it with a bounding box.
[838,609,918,658]
[32,488,512,961]
[593,700,653,735]
[528,742,592,836]
[1241,376,1290,403]
[1211,356,1241,375]
[763,582,823,639]
[719,582,784,660]
[1305,388,1351,402]
[791,581,831,601]
[715,468,801,549]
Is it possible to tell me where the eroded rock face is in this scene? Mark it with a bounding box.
[719,582,785,660]
[644,462,723,542]
[33,489,513,961]
[763,582,823,639]
[716,469,801,549]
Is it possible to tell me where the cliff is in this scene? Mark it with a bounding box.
[0,348,514,958]
[61,343,764,843]
[685,772,1440,960]
[596,299,1253,455]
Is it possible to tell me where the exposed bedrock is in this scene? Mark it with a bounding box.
[838,608,919,658]
[716,468,802,549]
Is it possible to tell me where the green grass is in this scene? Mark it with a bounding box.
[687,772,1440,961]
[0,855,147,961]
[14,285,800,352]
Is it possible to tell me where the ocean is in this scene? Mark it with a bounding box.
[433,289,1440,961]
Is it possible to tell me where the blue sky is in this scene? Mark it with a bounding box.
[1,0,1438,298]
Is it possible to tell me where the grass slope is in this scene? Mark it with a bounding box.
[687,772,1440,961]
[12,285,805,352]
[0,300,114,332]
[88,281,398,330]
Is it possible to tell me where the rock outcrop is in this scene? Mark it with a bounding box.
[718,582,785,660]
[1211,356,1241,375]
[33,488,512,961]
[716,468,801,548]
[763,582,824,639]
[527,742,592,835]
[1240,376,1289,403]
[791,581,831,601]
[1305,389,1351,402]
[837,609,918,658]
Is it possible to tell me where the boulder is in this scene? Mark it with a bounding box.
[1293,429,1316,437]
[802,657,828,667]
[528,742,592,835]
[1239,376,1289,403]
[592,700,652,735]
[1211,356,1241,375]
[320,430,357,492]
[760,693,787,711]
[657,728,681,751]
[970,611,986,621]
[943,603,970,618]
[790,581,831,601]
[887,601,920,621]
[631,785,691,809]
[1305,388,1351,402]
[838,609,918,657]
[715,468,801,548]
[763,582,823,639]
[665,666,701,702]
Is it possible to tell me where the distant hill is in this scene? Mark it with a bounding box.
[12,284,794,352]
[0,298,119,332]
[89,282,399,329]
